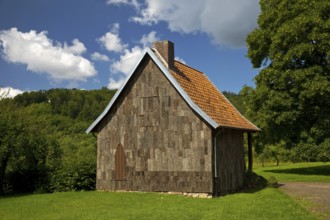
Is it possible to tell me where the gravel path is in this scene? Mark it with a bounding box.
[280,182,330,220]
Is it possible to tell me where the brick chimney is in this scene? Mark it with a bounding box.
[152,40,174,69]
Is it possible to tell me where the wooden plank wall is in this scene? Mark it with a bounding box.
[215,129,245,195]
[96,56,213,193]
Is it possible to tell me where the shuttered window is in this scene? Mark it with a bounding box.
[115,143,126,181]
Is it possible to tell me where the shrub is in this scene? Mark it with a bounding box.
[243,171,268,190]
[317,139,330,163]
[267,176,279,188]
[49,162,95,192]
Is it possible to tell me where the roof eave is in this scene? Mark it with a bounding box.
[218,125,260,133]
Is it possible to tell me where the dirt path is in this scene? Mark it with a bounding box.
[280,182,330,220]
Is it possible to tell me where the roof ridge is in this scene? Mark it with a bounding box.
[174,60,204,75]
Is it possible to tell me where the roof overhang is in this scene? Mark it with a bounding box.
[86,48,219,134]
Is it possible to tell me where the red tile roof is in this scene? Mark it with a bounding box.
[170,61,259,132]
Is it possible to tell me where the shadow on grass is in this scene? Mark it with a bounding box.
[237,171,270,194]
[0,192,51,199]
[264,164,330,176]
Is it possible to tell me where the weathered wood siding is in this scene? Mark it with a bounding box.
[215,129,245,195]
[96,56,213,193]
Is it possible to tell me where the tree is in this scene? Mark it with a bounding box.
[222,91,247,116]
[0,100,60,194]
[0,88,115,194]
[245,0,330,149]
[259,143,289,166]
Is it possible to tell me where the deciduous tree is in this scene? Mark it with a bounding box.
[245,0,330,149]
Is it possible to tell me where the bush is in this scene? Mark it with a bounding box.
[291,140,330,163]
[267,176,279,188]
[243,171,268,190]
[317,139,330,163]
[49,162,95,192]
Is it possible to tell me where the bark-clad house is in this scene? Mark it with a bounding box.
[86,40,259,196]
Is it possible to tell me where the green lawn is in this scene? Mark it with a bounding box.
[0,189,315,220]
[1,162,328,220]
[254,162,330,182]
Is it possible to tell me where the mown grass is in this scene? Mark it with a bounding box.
[0,189,315,220]
[254,162,330,182]
[1,162,327,220]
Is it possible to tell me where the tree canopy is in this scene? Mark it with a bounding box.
[245,0,330,150]
[0,88,115,194]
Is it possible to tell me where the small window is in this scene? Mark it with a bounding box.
[115,143,126,181]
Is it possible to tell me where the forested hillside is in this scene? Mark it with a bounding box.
[0,88,115,194]
[0,87,328,195]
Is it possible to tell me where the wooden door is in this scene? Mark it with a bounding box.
[115,143,126,181]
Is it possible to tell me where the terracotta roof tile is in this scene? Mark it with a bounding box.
[170,61,259,132]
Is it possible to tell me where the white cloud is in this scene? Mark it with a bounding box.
[139,31,159,47]
[106,0,140,8]
[105,30,160,90]
[200,0,260,47]
[110,31,158,76]
[107,78,126,90]
[63,39,86,55]
[98,23,127,53]
[91,52,110,61]
[0,86,24,99]
[131,1,204,33]
[175,56,186,64]
[0,28,96,82]
[107,31,159,89]
[110,46,143,76]
[116,0,260,47]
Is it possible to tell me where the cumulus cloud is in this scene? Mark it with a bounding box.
[108,0,260,47]
[107,78,126,90]
[63,39,86,55]
[110,46,144,76]
[107,31,161,89]
[0,86,24,99]
[91,52,110,61]
[139,31,159,47]
[200,0,260,47]
[0,28,96,82]
[98,23,127,53]
[106,0,139,8]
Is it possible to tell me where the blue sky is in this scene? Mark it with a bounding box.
[0,0,260,97]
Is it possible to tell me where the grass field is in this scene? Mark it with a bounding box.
[1,162,328,220]
[0,189,315,220]
[254,162,330,182]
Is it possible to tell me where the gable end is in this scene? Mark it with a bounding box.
[86,48,219,133]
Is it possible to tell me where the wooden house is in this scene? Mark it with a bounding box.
[86,40,259,196]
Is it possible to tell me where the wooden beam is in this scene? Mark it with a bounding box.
[248,133,253,172]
